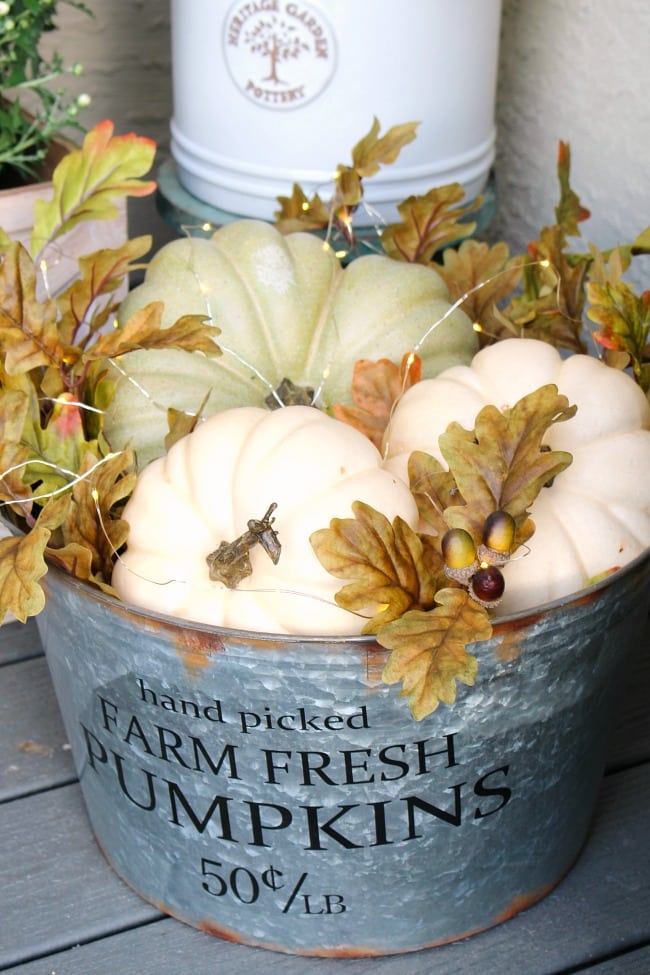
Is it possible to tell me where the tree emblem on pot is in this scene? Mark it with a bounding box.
[224,0,336,108]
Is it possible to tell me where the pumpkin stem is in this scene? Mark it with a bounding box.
[206,503,281,589]
[265,378,317,410]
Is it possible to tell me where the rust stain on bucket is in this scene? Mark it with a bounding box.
[491,879,557,925]
[173,627,225,670]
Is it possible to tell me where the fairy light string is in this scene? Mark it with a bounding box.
[1,211,565,612]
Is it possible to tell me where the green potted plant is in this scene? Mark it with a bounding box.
[0,122,648,956]
[0,0,92,189]
[0,0,131,295]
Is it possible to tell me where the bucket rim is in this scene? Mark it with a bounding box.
[36,536,650,648]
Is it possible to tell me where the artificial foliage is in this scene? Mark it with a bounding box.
[1,117,649,721]
[0,121,222,619]
[312,384,575,717]
[276,121,650,390]
[0,0,92,186]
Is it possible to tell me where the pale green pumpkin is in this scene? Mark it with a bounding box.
[103,219,477,468]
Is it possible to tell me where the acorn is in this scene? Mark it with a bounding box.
[478,510,516,565]
[469,565,506,608]
[442,528,478,583]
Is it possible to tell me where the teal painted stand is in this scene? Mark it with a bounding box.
[155,158,498,259]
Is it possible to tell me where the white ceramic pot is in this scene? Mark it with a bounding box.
[170,0,502,222]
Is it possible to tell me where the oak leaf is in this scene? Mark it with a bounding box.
[85,302,221,361]
[0,378,33,506]
[275,119,419,235]
[310,500,442,634]
[351,118,420,179]
[274,184,331,234]
[555,141,591,235]
[332,119,420,226]
[436,239,524,343]
[508,226,591,353]
[25,394,88,502]
[587,280,650,392]
[32,121,156,257]
[0,525,50,623]
[407,450,463,537]
[56,237,153,349]
[379,588,492,720]
[58,448,136,582]
[164,390,213,453]
[438,384,576,543]
[381,184,477,264]
[333,353,421,449]
[0,241,67,376]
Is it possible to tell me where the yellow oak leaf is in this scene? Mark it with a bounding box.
[310,500,442,634]
[379,588,492,720]
[274,183,331,234]
[0,526,49,623]
[439,384,575,543]
[350,117,419,179]
[32,120,156,254]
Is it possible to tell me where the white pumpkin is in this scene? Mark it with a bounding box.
[382,338,650,614]
[112,405,418,635]
[104,219,477,468]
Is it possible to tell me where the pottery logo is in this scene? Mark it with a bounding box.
[224,0,336,110]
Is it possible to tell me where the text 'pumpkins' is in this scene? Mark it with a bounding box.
[383,339,650,614]
[104,219,477,468]
[112,405,418,635]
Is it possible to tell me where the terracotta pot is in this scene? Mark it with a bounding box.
[0,134,127,298]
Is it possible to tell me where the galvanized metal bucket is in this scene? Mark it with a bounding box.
[36,548,650,956]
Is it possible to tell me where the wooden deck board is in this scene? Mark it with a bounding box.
[1,764,649,973]
[0,783,162,970]
[0,620,42,667]
[0,656,74,801]
[582,946,650,974]
[1,613,648,974]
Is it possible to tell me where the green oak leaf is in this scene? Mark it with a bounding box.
[31,121,156,256]
[587,280,650,392]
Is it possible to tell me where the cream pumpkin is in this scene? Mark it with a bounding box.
[112,405,418,635]
[104,219,477,468]
[383,338,650,614]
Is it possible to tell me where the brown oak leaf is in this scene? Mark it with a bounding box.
[407,450,464,537]
[58,448,135,582]
[0,242,67,376]
[333,353,421,449]
[436,239,524,344]
[85,302,221,362]
[381,184,477,264]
